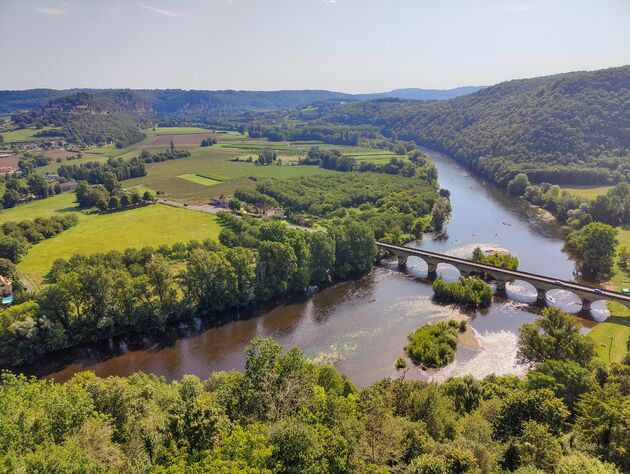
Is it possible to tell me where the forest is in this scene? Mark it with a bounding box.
[235,170,446,245]
[322,66,630,186]
[0,305,628,473]
[0,217,376,366]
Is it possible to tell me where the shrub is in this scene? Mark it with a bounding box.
[405,320,460,367]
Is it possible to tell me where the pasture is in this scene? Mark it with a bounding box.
[562,185,611,200]
[0,127,55,144]
[17,203,222,287]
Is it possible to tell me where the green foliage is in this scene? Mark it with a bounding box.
[238,171,437,244]
[0,336,628,472]
[326,66,630,186]
[470,246,519,270]
[503,420,563,472]
[526,359,596,411]
[518,307,596,367]
[432,276,493,308]
[567,222,618,276]
[508,173,531,196]
[405,320,460,367]
[0,214,77,263]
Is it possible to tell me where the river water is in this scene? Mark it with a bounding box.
[27,149,607,386]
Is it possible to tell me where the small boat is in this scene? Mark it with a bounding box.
[368,298,376,303]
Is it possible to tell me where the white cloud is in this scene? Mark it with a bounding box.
[36,7,65,15]
[322,0,336,4]
[137,2,182,17]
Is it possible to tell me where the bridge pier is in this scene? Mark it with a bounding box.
[536,288,547,306]
[495,279,507,295]
[427,262,438,279]
[397,255,408,267]
[581,298,592,313]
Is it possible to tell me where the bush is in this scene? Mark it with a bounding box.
[405,320,460,367]
[432,276,493,308]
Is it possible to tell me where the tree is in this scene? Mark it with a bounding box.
[329,221,376,279]
[108,195,120,210]
[0,235,30,263]
[119,194,131,207]
[526,359,596,411]
[142,190,154,202]
[255,241,297,301]
[228,198,242,211]
[518,307,596,367]
[503,421,562,472]
[507,173,531,196]
[494,388,569,439]
[184,249,238,313]
[431,198,451,231]
[575,383,630,470]
[567,222,618,276]
[618,245,629,270]
[308,232,335,285]
[258,147,277,165]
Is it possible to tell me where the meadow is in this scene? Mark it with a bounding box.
[14,198,221,287]
[562,185,612,200]
[0,126,57,144]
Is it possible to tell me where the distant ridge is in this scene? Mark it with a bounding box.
[0,86,482,115]
[357,86,485,101]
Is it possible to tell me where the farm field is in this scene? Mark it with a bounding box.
[562,185,612,200]
[588,226,630,363]
[18,203,222,287]
[0,126,58,144]
[0,193,79,224]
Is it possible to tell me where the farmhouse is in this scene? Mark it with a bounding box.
[210,195,230,208]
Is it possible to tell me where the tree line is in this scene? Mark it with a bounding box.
[0,305,627,472]
[0,217,376,366]
[0,214,78,264]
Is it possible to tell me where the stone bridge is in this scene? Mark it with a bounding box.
[376,242,630,313]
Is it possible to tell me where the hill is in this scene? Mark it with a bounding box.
[0,87,482,116]
[357,85,485,101]
[325,66,630,186]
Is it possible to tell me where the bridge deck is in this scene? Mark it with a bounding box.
[376,242,630,305]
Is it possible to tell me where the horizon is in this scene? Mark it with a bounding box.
[2,0,629,92]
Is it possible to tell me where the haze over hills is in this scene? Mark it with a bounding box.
[0,86,484,115]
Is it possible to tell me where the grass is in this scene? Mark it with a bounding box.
[0,193,79,224]
[562,185,612,200]
[18,203,222,287]
[178,174,222,186]
[0,127,56,144]
[588,226,630,363]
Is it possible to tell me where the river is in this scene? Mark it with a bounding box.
[26,149,607,386]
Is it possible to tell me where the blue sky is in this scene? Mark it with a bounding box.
[2,0,629,92]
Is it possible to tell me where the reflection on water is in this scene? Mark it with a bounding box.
[21,149,611,386]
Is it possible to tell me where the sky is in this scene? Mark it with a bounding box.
[1,0,629,92]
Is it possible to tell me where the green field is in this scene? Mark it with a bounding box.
[563,185,612,200]
[0,193,79,224]
[588,226,630,363]
[17,203,222,287]
[0,126,56,144]
[178,174,222,186]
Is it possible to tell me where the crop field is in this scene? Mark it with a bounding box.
[17,203,222,287]
[151,133,216,145]
[178,174,222,186]
[122,145,338,203]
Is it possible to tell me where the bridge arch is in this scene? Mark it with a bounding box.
[587,300,611,321]
[545,288,582,314]
[435,262,462,281]
[505,280,538,304]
